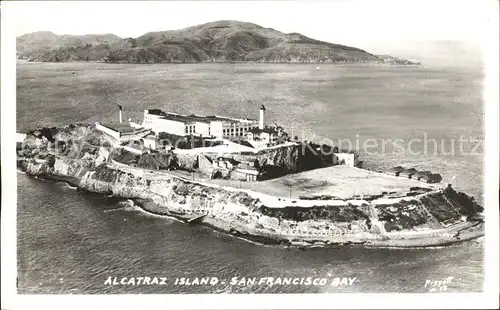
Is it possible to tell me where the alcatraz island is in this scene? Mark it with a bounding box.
[16,104,484,248]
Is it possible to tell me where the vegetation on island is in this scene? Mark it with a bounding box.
[17,20,418,65]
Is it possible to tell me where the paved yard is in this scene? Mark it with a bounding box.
[225,166,440,199]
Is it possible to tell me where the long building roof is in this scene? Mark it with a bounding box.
[146,109,257,124]
[99,122,137,133]
[413,171,431,178]
[399,169,417,176]
[160,113,211,124]
[249,127,277,134]
[388,166,405,172]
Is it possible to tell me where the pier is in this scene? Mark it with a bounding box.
[186,213,208,224]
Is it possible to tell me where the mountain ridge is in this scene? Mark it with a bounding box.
[16,20,417,64]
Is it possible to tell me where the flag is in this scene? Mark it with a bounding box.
[118,105,122,111]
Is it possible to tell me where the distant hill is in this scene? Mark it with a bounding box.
[365,40,480,67]
[376,54,421,65]
[17,31,123,62]
[16,21,417,64]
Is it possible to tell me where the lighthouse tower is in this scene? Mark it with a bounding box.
[259,105,266,130]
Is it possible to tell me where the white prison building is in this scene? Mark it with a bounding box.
[141,106,265,140]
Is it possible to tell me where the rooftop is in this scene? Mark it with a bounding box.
[123,143,143,151]
[413,171,432,177]
[421,173,443,180]
[145,109,257,124]
[216,156,239,165]
[399,169,418,176]
[142,135,159,141]
[160,113,211,124]
[249,127,278,134]
[387,166,405,172]
[205,115,257,123]
[98,122,137,133]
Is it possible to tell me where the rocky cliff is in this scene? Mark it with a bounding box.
[201,142,334,179]
[17,125,484,247]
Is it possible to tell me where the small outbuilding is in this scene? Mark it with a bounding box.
[213,157,239,169]
[420,173,443,184]
[399,168,418,179]
[142,135,159,150]
[385,166,405,176]
[412,171,431,181]
[233,168,260,182]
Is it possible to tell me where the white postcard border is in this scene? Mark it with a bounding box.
[2,1,498,309]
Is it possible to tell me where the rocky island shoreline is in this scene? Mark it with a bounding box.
[17,124,484,248]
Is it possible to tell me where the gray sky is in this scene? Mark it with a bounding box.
[11,0,491,62]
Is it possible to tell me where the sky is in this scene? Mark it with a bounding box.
[9,0,494,62]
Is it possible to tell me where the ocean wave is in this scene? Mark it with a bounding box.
[364,242,474,250]
[213,284,235,294]
[104,199,140,213]
[231,234,273,247]
[118,199,137,208]
[58,182,77,190]
[106,199,181,223]
[33,176,49,182]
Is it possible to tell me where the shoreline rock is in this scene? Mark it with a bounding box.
[17,160,484,248]
[16,124,484,248]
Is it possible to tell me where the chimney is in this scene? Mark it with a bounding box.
[259,105,266,130]
[118,105,123,123]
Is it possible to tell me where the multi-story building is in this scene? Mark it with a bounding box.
[246,127,279,145]
[206,115,259,139]
[142,109,212,137]
[141,106,265,140]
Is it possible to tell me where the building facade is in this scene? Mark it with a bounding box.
[246,127,278,144]
[142,108,263,140]
[142,135,159,150]
[95,122,151,142]
[143,110,195,136]
[333,152,360,167]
